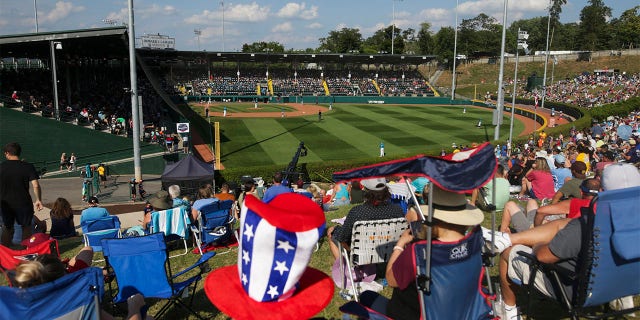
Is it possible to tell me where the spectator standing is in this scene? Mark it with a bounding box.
[69,152,76,171]
[0,142,44,247]
[97,163,107,187]
[60,152,68,171]
[129,178,138,202]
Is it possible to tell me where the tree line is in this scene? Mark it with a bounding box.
[241,1,639,65]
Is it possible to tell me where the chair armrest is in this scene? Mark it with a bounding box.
[172,251,216,278]
[517,250,576,281]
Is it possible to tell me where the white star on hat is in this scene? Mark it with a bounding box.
[273,261,290,276]
[244,223,255,241]
[242,273,248,285]
[242,250,250,265]
[267,285,280,299]
[276,240,294,254]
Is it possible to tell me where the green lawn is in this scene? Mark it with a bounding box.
[214,104,524,168]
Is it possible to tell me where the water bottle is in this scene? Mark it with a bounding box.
[493,285,505,319]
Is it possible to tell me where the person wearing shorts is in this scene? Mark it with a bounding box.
[0,142,43,247]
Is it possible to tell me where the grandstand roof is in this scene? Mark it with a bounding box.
[138,49,436,66]
[0,27,129,60]
[1,26,436,66]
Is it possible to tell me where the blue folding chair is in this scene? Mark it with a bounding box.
[101,232,215,320]
[81,215,121,253]
[190,200,236,254]
[0,267,104,320]
[340,227,493,319]
[518,186,640,319]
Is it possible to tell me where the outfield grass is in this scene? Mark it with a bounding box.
[212,104,524,168]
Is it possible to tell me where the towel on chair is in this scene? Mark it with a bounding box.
[151,207,190,239]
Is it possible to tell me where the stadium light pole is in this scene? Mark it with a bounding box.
[33,0,39,32]
[509,29,528,149]
[128,0,142,182]
[194,28,202,50]
[391,0,402,55]
[539,1,552,138]
[451,0,459,101]
[494,0,508,141]
[50,41,61,120]
[221,0,225,51]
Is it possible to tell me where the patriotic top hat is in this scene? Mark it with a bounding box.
[204,192,333,319]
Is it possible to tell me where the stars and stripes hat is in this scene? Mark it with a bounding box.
[204,192,333,320]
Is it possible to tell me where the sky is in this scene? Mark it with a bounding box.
[0,0,636,52]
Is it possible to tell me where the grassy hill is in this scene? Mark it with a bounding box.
[432,54,640,99]
[0,107,165,175]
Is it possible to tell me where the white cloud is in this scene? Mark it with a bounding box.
[417,8,451,29]
[40,1,85,23]
[185,2,270,25]
[272,22,293,33]
[306,22,323,29]
[138,4,177,18]
[224,2,270,22]
[276,3,319,20]
[104,8,128,24]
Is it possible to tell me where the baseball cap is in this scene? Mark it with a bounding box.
[554,154,566,164]
[88,196,99,204]
[361,178,387,191]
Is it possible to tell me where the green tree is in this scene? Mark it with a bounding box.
[416,22,435,54]
[318,28,363,53]
[578,0,612,50]
[608,6,640,49]
[459,13,501,56]
[363,25,405,54]
[508,17,547,53]
[241,41,285,53]
[433,26,455,65]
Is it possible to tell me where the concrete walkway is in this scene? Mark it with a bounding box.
[35,174,165,230]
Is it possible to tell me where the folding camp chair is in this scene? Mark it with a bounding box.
[190,200,236,254]
[335,217,407,301]
[0,266,104,320]
[150,206,191,258]
[339,227,494,319]
[81,215,122,253]
[517,186,640,320]
[0,238,59,271]
[101,232,215,320]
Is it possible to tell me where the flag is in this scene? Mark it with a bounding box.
[332,142,497,193]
